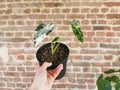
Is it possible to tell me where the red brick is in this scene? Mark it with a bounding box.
[104,2,120,7]
[32,8,40,13]
[10,38,30,42]
[16,20,24,25]
[24,8,31,14]
[4,72,20,77]
[44,2,64,7]
[107,14,120,19]
[104,55,113,60]
[62,8,70,13]
[5,9,12,14]
[101,8,109,13]
[67,14,85,19]
[92,62,111,67]
[112,26,120,31]
[72,8,79,13]
[8,21,15,25]
[91,8,99,13]
[17,55,25,60]
[106,32,115,37]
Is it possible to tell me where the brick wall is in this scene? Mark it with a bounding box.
[0,0,120,90]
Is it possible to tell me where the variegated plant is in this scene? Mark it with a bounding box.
[34,22,55,46]
[70,19,84,43]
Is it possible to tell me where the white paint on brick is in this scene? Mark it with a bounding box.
[0,46,9,63]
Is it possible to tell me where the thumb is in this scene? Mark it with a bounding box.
[42,62,52,69]
[48,64,63,81]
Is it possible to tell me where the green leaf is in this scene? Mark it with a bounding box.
[70,19,84,43]
[97,74,104,85]
[115,82,120,90]
[104,69,116,74]
[51,37,60,43]
[51,37,60,54]
[105,76,119,83]
[96,74,112,90]
[110,76,119,83]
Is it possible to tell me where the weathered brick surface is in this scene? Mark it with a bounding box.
[0,0,120,90]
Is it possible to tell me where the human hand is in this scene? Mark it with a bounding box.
[28,62,63,90]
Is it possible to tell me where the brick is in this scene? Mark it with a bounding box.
[62,8,70,13]
[93,26,111,30]
[24,32,32,36]
[104,2,120,7]
[4,72,20,77]
[10,15,27,19]
[89,43,98,48]
[106,32,115,37]
[26,55,34,60]
[26,67,35,71]
[7,3,23,8]
[77,73,95,78]
[0,81,6,87]
[80,49,98,54]
[22,78,32,82]
[56,84,66,88]
[5,9,12,14]
[77,84,87,89]
[10,38,30,42]
[72,62,90,67]
[16,20,25,25]
[100,43,120,49]
[32,8,40,13]
[48,14,65,19]
[8,21,15,25]
[92,62,111,67]
[17,55,25,60]
[112,26,120,31]
[41,8,50,13]
[43,2,64,7]
[16,83,26,88]
[67,14,85,19]
[5,32,14,37]
[14,78,22,82]
[29,14,47,19]
[107,14,120,19]
[24,43,33,48]
[0,0,5,2]
[0,4,6,8]
[98,20,107,24]
[15,0,22,2]
[8,67,16,71]
[23,8,31,14]
[81,20,89,25]
[101,8,109,13]
[72,8,79,13]
[91,8,99,13]
[17,67,25,71]
[104,55,113,60]
[7,83,15,87]
[21,72,34,77]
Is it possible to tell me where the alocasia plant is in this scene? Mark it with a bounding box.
[34,22,55,46]
[96,69,120,90]
[70,19,84,43]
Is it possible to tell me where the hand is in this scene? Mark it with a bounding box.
[28,62,63,90]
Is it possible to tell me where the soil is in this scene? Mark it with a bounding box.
[36,43,69,67]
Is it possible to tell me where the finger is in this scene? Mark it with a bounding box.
[42,62,52,69]
[48,64,63,80]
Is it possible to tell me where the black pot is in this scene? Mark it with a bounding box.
[36,43,69,80]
